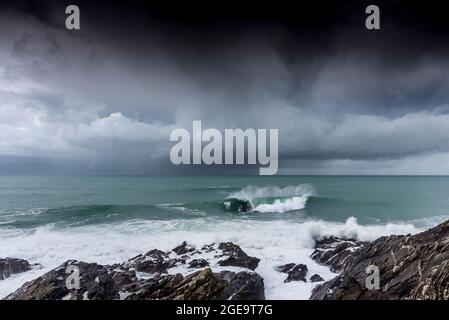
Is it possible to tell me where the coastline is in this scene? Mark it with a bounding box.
[2,217,449,300]
[0,215,421,300]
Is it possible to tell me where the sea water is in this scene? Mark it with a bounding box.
[1,175,449,299]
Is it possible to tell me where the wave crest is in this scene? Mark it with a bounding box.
[224,184,315,213]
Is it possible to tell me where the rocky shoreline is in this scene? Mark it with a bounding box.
[2,241,266,300]
[0,258,32,281]
[2,219,449,300]
[311,218,449,300]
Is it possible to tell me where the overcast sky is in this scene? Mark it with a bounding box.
[1,0,449,175]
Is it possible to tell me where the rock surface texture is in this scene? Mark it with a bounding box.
[6,219,449,300]
[5,242,264,300]
[276,263,309,283]
[311,220,449,300]
[0,258,32,280]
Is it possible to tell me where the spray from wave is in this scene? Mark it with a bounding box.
[0,215,422,299]
[224,185,315,213]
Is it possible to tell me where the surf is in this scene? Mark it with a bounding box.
[224,185,315,213]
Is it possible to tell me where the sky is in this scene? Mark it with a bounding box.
[1,0,449,175]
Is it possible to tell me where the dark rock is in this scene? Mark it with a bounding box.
[127,268,264,300]
[123,249,176,274]
[311,237,367,273]
[5,243,266,300]
[111,269,137,288]
[217,242,260,270]
[285,264,308,283]
[311,219,449,300]
[217,270,265,300]
[85,273,121,300]
[201,244,215,253]
[276,263,308,282]
[172,241,195,255]
[311,275,392,300]
[310,274,325,283]
[275,263,296,273]
[188,259,209,269]
[126,273,186,300]
[0,258,31,280]
[5,260,122,300]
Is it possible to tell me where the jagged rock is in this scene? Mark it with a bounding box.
[188,259,209,269]
[275,263,296,273]
[311,219,449,300]
[111,269,137,289]
[218,270,265,300]
[201,244,215,253]
[311,275,392,300]
[5,242,266,301]
[172,241,195,255]
[285,264,308,283]
[217,242,260,270]
[275,263,308,282]
[123,249,177,274]
[0,258,31,280]
[310,274,325,283]
[311,237,367,272]
[127,268,264,300]
[5,260,124,300]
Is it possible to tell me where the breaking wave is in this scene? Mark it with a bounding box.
[0,215,422,299]
[224,185,315,213]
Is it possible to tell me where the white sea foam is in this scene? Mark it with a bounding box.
[157,203,186,207]
[0,208,47,218]
[227,184,315,213]
[157,203,206,215]
[0,216,424,299]
[254,196,309,213]
[229,184,315,202]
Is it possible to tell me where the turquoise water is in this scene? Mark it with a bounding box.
[1,175,449,229]
[1,175,449,299]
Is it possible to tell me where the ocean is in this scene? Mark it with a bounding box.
[1,175,449,299]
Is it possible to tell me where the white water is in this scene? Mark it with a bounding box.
[227,184,315,213]
[254,196,309,213]
[0,216,422,299]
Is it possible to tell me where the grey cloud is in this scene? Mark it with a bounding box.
[1,1,449,174]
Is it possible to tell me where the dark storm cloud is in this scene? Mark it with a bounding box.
[1,0,449,174]
[7,0,449,114]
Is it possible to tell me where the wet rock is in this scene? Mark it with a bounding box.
[123,249,176,274]
[172,241,195,255]
[310,274,325,283]
[218,270,265,300]
[127,268,265,300]
[275,263,296,273]
[0,258,31,280]
[201,244,215,253]
[285,264,308,283]
[5,260,122,300]
[276,263,308,283]
[5,242,266,301]
[311,275,392,300]
[311,237,367,272]
[311,219,449,300]
[217,242,260,270]
[188,259,209,269]
[111,269,138,288]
